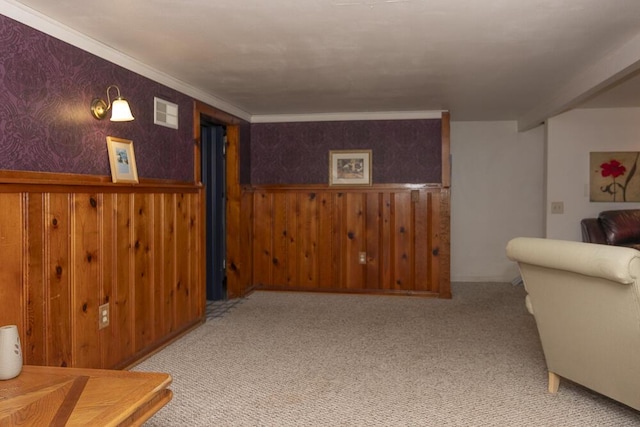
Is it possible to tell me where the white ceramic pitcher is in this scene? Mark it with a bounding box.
[0,325,22,380]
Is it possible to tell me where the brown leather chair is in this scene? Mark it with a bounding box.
[580,209,640,250]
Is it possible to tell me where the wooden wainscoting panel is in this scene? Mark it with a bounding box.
[317,192,334,289]
[330,192,344,288]
[0,194,24,353]
[246,185,449,296]
[133,194,153,353]
[380,192,393,291]
[100,193,118,369]
[115,193,134,365]
[151,195,163,344]
[0,176,204,370]
[175,194,190,329]
[72,193,101,368]
[393,192,413,291]
[25,193,46,366]
[189,192,204,320]
[427,190,441,293]
[413,189,430,292]
[364,192,381,290]
[438,188,452,298]
[285,192,299,289]
[252,192,273,287]
[298,192,319,289]
[344,192,365,290]
[161,194,176,335]
[47,193,72,367]
[271,192,288,287]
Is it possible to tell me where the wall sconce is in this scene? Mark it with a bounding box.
[90,85,135,122]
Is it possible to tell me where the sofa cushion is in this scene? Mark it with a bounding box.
[599,210,640,246]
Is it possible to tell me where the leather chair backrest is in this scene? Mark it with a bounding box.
[599,209,640,246]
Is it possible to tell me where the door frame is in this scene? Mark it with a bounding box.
[193,101,246,299]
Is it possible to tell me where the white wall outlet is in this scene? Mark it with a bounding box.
[550,201,564,214]
[359,252,367,264]
[99,303,110,329]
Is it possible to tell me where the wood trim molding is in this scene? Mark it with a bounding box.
[0,170,201,192]
[192,100,248,299]
[441,111,451,188]
[245,183,443,193]
[194,100,244,126]
[252,285,440,298]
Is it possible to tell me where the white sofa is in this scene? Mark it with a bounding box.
[506,237,640,411]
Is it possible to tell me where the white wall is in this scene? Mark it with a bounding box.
[546,108,640,241]
[450,121,545,282]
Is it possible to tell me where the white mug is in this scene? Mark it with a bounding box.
[0,325,23,380]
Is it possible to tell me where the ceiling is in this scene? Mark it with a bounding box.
[4,0,640,128]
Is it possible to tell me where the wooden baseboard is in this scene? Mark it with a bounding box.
[251,285,441,298]
[119,317,205,370]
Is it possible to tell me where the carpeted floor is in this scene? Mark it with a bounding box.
[134,283,640,426]
[205,298,244,321]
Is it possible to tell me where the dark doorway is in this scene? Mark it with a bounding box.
[201,119,226,301]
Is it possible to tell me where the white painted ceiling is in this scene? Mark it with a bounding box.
[4,0,640,128]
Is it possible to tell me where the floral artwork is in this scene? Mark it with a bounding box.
[590,152,640,202]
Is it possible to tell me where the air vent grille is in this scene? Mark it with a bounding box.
[154,97,178,129]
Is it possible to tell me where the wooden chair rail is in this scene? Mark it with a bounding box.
[0,170,200,192]
[246,183,444,192]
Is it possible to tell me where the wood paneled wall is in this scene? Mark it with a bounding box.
[0,174,203,369]
[241,184,450,297]
[194,105,451,298]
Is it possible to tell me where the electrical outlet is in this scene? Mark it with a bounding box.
[550,201,564,214]
[359,252,367,264]
[98,303,110,329]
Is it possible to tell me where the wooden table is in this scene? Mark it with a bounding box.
[0,365,172,426]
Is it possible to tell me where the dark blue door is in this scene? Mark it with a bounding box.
[201,121,226,301]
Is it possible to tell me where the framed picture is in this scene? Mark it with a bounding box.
[590,151,640,202]
[106,136,139,183]
[329,150,372,186]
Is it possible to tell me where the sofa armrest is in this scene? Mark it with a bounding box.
[506,237,640,285]
[506,236,640,411]
[581,218,607,244]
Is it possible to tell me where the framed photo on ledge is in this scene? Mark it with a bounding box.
[106,136,139,183]
[329,149,372,186]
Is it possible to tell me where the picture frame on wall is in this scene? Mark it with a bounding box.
[329,149,372,186]
[106,136,139,183]
[590,151,640,202]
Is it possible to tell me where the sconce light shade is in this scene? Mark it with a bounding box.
[90,85,134,122]
[110,98,135,122]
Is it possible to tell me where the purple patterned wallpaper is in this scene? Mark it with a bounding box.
[250,119,442,184]
[0,14,193,182]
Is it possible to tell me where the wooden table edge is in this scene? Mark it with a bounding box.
[12,366,173,427]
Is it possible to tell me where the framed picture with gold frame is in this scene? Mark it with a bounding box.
[106,136,139,183]
[329,149,372,186]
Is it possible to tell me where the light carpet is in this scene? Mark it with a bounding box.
[134,283,640,426]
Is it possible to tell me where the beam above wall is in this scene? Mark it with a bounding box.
[517,32,640,132]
